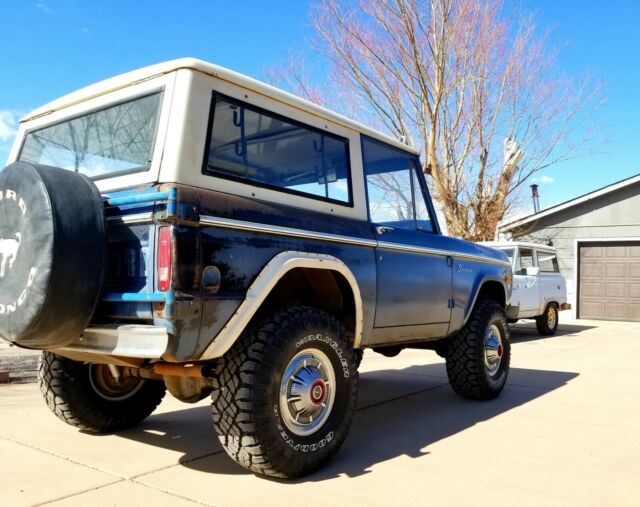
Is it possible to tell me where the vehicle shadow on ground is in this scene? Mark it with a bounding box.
[116,362,578,481]
[510,323,596,343]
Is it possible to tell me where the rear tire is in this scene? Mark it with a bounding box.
[536,303,559,335]
[38,352,166,432]
[210,306,359,478]
[445,300,510,400]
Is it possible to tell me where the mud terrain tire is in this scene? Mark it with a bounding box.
[211,306,359,478]
[445,300,510,400]
[39,352,166,432]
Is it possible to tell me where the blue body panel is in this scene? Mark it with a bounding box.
[95,183,510,362]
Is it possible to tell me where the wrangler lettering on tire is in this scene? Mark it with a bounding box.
[210,306,359,478]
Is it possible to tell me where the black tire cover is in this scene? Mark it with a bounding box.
[0,162,106,349]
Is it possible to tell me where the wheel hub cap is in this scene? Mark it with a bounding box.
[279,349,336,436]
[548,307,557,328]
[484,325,504,376]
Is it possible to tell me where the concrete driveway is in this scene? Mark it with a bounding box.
[1,317,639,506]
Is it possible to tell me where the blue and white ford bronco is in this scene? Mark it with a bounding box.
[0,59,513,478]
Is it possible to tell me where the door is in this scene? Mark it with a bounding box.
[579,241,640,321]
[513,247,540,316]
[536,249,565,306]
[362,137,452,340]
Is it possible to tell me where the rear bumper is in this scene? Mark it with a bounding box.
[560,303,572,311]
[55,325,169,359]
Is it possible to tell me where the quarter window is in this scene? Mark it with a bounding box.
[203,93,352,205]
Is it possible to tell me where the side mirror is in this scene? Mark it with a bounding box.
[526,266,540,276]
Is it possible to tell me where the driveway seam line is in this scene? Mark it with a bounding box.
[130,478,216,506]
[33,479,125,506]
[0,434,128,479]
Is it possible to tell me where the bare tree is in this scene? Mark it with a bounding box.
[268,0,602,240]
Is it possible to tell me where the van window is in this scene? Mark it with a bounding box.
[538,251,560,273]
[516,248,534,275]
[203,93,352,205]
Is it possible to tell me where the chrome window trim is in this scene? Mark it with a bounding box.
[106,212,154,225]
[377,241,511,267]
[199,214,510,267]
[199,215,377,248]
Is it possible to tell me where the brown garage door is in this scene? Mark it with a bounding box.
[579,241,640,321]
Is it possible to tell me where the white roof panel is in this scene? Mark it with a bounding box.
[21,58,419,155]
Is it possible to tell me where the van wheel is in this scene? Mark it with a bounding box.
[536,303,559,336]
[210,306,359,479]
[39,352,166,432]
[445,300,510,400]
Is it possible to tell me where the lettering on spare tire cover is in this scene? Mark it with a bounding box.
[0,188,38,315]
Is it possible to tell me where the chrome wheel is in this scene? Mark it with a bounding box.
[89,364,144,401]
[484,324,504,376]
[279,348,336,436]
[547,306,557,329]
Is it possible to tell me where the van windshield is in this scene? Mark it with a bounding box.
[19,92,162,180]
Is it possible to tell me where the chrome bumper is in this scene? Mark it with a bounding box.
[56,325,169,359]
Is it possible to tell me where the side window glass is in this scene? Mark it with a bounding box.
[411,165,434,233]
[363,138,414,228]
[204,94,352,205]
[538,252,560,273]
[517,248,534,275]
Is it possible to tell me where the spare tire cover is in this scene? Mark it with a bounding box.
[0,162,106,349]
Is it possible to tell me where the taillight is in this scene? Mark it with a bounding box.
[157,226,172,292]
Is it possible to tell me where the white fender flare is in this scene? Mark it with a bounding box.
[199,251,364,360]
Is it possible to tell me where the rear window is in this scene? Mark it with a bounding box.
[538,251,560,272]
[203,93,352,205]
[19,92,162,179]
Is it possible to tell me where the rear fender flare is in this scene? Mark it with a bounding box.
[199,251,363,360]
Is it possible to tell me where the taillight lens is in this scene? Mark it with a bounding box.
[157,226,172,292]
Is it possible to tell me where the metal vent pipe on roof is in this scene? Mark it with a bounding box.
[530,184,540,213]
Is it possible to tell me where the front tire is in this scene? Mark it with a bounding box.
[210,306,359,478]
[536,303,559,335]
[39,352,166,432]
[445,300,510,400]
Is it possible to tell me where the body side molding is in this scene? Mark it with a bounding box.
[199,251,364,360]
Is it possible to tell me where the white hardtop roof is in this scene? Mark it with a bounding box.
[499,172,640,231]
[482,241,557,252]
[21,57,419,155]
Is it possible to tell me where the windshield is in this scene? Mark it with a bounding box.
[19,92,162,179]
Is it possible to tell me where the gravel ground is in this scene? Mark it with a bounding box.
[0,342,40,384]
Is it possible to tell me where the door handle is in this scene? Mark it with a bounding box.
[376,226,394,235]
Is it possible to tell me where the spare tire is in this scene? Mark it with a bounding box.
[0,162,106,349]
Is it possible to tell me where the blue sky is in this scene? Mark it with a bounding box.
[0,0,638,211]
